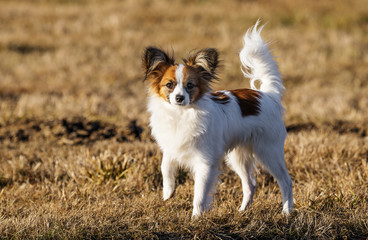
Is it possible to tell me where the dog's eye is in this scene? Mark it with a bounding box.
[187,82,195,90]
[166,82,173,89]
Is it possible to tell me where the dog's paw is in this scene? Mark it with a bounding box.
[282,207,291,215]
[238,198,253,212]
[191,210,201,219]
[162,187,174,200]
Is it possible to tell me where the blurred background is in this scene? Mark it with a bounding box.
[1,0,367,125]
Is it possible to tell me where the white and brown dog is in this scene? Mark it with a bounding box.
[143,22,293,217]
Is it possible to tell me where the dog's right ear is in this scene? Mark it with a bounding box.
[143,47,174,81]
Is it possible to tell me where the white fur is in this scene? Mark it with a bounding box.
[240,20,285,104]
[147,23,293,217]
[170,64,190,106]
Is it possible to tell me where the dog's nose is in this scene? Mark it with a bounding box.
[175,95,185,103]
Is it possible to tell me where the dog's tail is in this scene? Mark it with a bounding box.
[239,21,284,102]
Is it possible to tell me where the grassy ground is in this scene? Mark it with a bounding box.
[0,0,367,239]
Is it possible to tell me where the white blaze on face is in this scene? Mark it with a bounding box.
[170,64,190,106]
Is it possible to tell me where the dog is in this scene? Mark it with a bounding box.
[143,22,293,217]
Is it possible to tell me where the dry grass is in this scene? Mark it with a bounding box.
[0,0,367,239]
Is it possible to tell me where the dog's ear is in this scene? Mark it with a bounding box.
[184,48,219,79]
[143,47,174,81]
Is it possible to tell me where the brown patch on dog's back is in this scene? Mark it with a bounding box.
[230,89,262,117]
[210,91,230,104]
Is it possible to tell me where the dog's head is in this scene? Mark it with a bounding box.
[143,47,218,106]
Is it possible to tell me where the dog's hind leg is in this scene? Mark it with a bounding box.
[226,146,257,211]
[253,144,293,214]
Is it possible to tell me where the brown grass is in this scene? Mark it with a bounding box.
[0,0,367,239]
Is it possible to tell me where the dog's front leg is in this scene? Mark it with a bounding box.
[192,163,219,217]
[161,154,177,200]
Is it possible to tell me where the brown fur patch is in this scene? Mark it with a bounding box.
[156,65,177,102]
[183,66,210,103]
[143,47,175,100]
[210,91,230,104]
[146,63,173,96]
[230,89,262,116]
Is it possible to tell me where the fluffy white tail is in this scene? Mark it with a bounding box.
[239,21,284,101]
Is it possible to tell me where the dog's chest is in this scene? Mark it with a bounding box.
[150,107,207,150]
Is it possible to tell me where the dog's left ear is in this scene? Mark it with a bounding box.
[185,48,219,79]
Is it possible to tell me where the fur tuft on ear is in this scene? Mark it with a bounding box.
[184,48,219,81]
[143,47,175,81]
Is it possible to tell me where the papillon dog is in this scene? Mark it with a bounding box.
[143,22,293,217]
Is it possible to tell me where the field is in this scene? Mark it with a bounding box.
[0,0,367,239]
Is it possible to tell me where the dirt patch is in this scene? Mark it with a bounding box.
[0,117,145,145]
[330,120,367,138]
[286,120,367,138]
[1,118,366,146]
[7,43,54,55]
[286,122,317,133]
